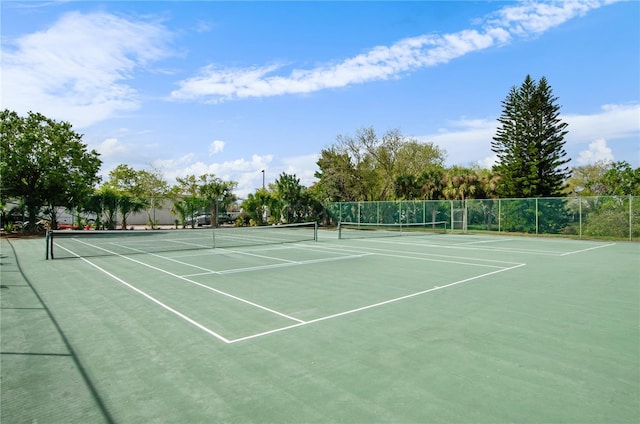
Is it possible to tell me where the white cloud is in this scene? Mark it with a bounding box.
[279,153,320,188]
[97,138,129,159]
[170,1,608,102]
[577,138,614,165]
[418,102,639,168]
[151,154,274,198]
[208,140,225,155]
[486,1,600,36]
[478,154,499,170]
[2,11,173,128]
[143,151,320,198]
[418,118,497,167]
[94,101,635,198]
[564,103,640,145]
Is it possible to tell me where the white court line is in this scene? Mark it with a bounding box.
[112,244,223,275]
[306,243,521,268]
[354,237,572,256]
[560,243,616,256]
[228,262,527,344]
[67,239,305,324]
[182,254,371,277]
[220,248,298,263]
[54,243,231,343]
[458,238,514,245]
[58,238,526,345]
[114,240,369,277]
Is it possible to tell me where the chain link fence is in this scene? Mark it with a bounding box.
[325,196,640,241]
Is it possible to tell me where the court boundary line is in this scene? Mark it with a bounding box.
[56,238,527,345]
[302,243,524,267]
[54,243,232,344]
[350,236,614,256]
[64,239,305,324]
[560,243,616,256]
[110,240,372,277]
[182,253,372,277]
[228,262,527,343]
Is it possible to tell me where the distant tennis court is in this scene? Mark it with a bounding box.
[2,227,638,423]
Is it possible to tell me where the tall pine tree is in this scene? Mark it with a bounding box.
[491,75,570,197]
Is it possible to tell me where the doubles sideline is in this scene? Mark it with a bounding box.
[54,239,526,344]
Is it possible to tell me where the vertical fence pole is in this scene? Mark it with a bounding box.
[630,194,633,241]
[498,198,501,233]
[579,197,583,239]
[450,201,454,233]
[535,198,539,236]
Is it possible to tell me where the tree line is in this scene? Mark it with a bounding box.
[2,76,638,232]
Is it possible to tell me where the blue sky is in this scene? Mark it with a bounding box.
[2,0,639,197]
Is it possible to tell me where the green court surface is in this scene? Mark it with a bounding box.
[1,229,639,423]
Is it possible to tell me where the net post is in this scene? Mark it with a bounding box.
[46,230,54,260]
[314,221,318,241]
[338,222,342,239]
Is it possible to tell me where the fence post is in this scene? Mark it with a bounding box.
[630,194,633,241]
[423,200,426,224]
[536,197,538,236]
[498,198,501,233]
[450,201,453,232]
[579,197,582,239]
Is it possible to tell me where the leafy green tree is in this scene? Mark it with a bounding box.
[116,194,146,230]
[0,110,102,231]
[418,166,445,200]
[274,173,304,223]
[136,167,170,228]
[314,147,361,202]
[81,192,105,229]
[171,175,207,228]
[597,161,640,196]
[242,188,278,226]
[199,174,238,227]
[103,164,148,229]
[394,174,420,200]
[320,126,446,202]
[442,166,479,201]
[565,161,639,196]
[491,75,570,197]
[104,164,138,193]
[565,161,611,196]
[90,188,120,230]
[394,140,446,176]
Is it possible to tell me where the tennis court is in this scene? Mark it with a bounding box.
[1,227,639,423]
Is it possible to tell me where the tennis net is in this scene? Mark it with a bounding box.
[338,221,448,239]
[213,222,318,249]
[46,222,318,259]
[46,229,215,259]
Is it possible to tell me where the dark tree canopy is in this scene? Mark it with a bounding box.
[491,75,570,197]
[0,110,102,230]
